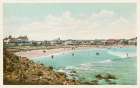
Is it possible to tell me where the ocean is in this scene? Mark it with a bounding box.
[33,47,137,85]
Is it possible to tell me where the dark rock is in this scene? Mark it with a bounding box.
[37,71,43,76]
[103,73,117,79]
[95,73,117,80]
[71,70,77,73]
[48,66,53,70]
[95,74,103,79]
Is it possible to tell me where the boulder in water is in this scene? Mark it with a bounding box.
[103,73,117,79]
[95,73,117,80]
[96,52,100,55]
[95,74,103,79]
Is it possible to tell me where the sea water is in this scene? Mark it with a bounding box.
[33,47,137,85]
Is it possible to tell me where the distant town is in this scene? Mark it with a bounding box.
[3,35,137,48]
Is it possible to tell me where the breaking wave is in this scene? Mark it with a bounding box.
[98,59,113,64]
[107,50,135,58]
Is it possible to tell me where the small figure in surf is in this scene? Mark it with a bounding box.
[72,53,74,56]
[96,52,100,55]
[126,53,128,57]
[51,55,54,59]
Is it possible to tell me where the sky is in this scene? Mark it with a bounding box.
[4,3,137,41]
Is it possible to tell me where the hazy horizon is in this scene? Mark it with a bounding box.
[4,3,137,41]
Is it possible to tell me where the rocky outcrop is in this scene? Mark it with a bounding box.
[3,49,80,85]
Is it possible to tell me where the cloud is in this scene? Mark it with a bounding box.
[4,10,136,40]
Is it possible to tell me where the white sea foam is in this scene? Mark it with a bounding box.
[65,66,77,70]
[107,50,135,58]
[98,59,112,64]
[77,63,96,71]
[57,69,65,73]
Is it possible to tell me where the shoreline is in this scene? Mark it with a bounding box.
[15,45,136,59]
[4,45,137,85]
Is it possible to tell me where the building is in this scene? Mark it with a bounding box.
[64,39,80,45]
[118,39,129,45]
[31,41,42,46]
[3,35,31,46]
[50,37,63,45]
[16,36,32,46]
[41,41,51,46]
[3,35,17,46]
[105,39,119,45]
[64,40,74,45]
[79,40,91,45]
[92,39,106,45]
[128,37,137,45]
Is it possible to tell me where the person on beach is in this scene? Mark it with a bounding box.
[43,50,46,53]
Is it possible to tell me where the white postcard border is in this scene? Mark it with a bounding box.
[0,0,139,88]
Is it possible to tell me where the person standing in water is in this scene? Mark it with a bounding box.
[51,55,54,59]
[126,53,128,57]
[51,55,54,67]
[72,53,74,56]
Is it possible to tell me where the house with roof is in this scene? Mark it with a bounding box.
[105,39,119,45]
[128,37,137,45]
[16,36,32,46]
[50,37,63,45]
[3,35,32,46]
[92,39,106,45]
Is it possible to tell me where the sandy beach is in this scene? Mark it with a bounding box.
[15,45,136,59]
[14,46,95,59]
[15,48,73,59]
